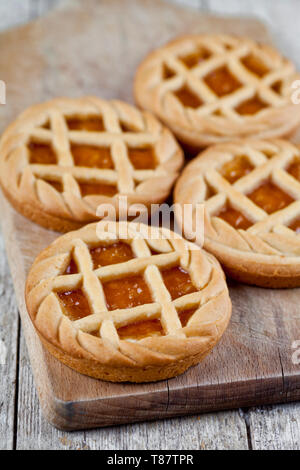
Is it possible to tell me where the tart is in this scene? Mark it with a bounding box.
[174,139,300,288]
[0,97,183,232]
[134,34,300,148]
[25,221,231,382]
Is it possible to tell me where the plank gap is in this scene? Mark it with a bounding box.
[239,408,253,450]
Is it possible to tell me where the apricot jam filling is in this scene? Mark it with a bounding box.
[289,218,300,234]
[163,64,176,80]
[235,95,268,115]
[79,182,117,197]
[58,288,92,321]
[248,181,293,214]
[217,205,252,230]
[287,160,300,182]
[204,66,241,97]
[90,242,134,269]
[220,155,254,184]
[241,54,269,77]
[44,179,63,192]
[41,121,50,129]
[117,307,199,340]
[64,257,78,275]
[120,122,139,133]
[66,116,105,131]
[28,142,57,164]
[161,266,197,300]
[205,182,216,200]
[175,86,203,108]
[63,243,134,275]
[103,275,153,311]
[117,318,163,340]
[180,48,211,68]
[128,147,157,169]
[179,308,197,327]
[71,144,114,169]
[271,81,282,95]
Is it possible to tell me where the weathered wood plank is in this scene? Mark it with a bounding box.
[0,233,19,450]
[16,330,248,450]
[248,405,300,450]
[83,412,249,450]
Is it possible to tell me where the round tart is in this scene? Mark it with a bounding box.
[25,221,231,382]
[0,97,183,232]
[174,139,300,288]
[134,34,300,148]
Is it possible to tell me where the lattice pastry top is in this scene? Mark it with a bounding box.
[25,221,231,382]
[175,139,300,288]
[134,34,300,148]
[0,97,183,232]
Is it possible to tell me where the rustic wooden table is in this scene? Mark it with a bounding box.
[0,0,300,450]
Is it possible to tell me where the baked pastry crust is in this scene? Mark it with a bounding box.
[25,221,231,382]
[174,139,300,288]
[134,34,300,148]
[0,97,183,232]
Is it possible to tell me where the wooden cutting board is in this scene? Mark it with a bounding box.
[1,0,300,431]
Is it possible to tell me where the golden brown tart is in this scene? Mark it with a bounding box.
[134,35,300,149]
[175,139,300,288]
[0,97,183,232]
[25,221,231,382]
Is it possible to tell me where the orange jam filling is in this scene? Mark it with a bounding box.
[163,64,176,80]
[117,318,163,340]
[103,275,153,311]
[272,80,282,95]
[71,144,114,169]
[44,179,63,192]
[67,116,105,131]
[58,289,91,321]
[204,66,241,97]
[90,242,134,269]
[180,48,211,68]
[287,160,300,181]
[205,182,216,200]
[218,205,252,230]
[120,122,139,133]
[64,258,78,275]
[128,147,157,169]
[175,86,203,108]
[161,266,197,300]
[28,142,57,164]
[79,182,117,197]
[179,308,197,327]
[289,218,300,234]
[241,54,270,77]
[41,121,50,129]
[235,95,268,115]
[248,181,294,214]
[220,155,254,184]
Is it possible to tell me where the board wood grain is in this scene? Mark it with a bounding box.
[1,0,300,430]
